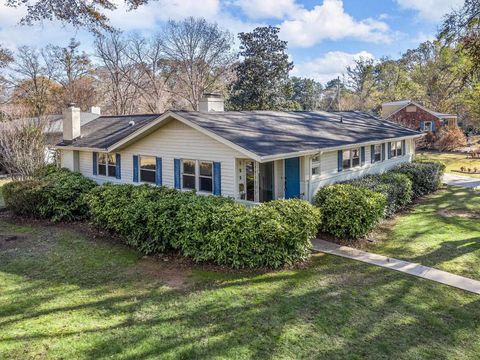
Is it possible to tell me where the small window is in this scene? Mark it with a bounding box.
[406,105,417,112]
[140,156,156,183]
[199,161,213,193]
[98,153,116,178]
[373,144,382,162]
[423,121,432,132]
[343,149,351,170]
[311,154,321,176]
[182,160,196,190]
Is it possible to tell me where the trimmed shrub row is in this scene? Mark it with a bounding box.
[3,167,96,221]
[85,184,320,268]
[313,161,445,239]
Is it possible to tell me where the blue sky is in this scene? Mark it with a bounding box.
[0,0,464,84]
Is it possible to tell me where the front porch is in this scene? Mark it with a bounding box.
[235,157,306,203]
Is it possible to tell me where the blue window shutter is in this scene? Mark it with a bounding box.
[155,157,162,186]
[381,143,386,161]
[133,155,139,183]
[431,121,436,132]
[174,159,181,189]
[92,152,97,175]
[337,150,343,172]
[387,142,392,159]
[420,121,425,131]
[370,145,375,163]
[115,154,121,179]
[402,140,406,155]
[213,162,221,195]
[361,147,365,166]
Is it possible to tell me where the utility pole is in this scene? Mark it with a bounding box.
[336,76,340,111]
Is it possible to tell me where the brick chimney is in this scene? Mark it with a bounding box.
[199,93,224,112]
[63,103,81,143]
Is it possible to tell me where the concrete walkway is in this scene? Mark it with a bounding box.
[312,239,480,295]
[443,173,480,189]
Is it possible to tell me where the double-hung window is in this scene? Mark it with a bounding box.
[311,154,321,176]
[181,159,213,193]
[182,160,196,190]
[343,148,361,169]
[140,156,156,183]
[373,144,382,162]
[423,121,432,132]
[391,141,403,157]
[199,161,213,192]
[98,153,116,177]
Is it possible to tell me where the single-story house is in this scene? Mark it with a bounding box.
[57,94,422,203]
[382,100,457,133]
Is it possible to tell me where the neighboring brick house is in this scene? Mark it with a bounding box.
[381,100,457,133]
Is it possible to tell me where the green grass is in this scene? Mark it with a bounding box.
[1,193,480,359]
[367,186,480,281]
[416,151,480,178]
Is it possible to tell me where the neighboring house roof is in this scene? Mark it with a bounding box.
[385,100,457,120]
[57,110,421,161]
[46,112,101,133]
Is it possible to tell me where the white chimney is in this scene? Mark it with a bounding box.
[63,104,81,142]
[199,93,224,112]
[90,106,101,115]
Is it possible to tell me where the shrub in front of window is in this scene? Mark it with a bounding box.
[175,197,320,268]
[314,184,387,239]
[2,167,96,221]
[393,161,445,198]
[343,172,413,217]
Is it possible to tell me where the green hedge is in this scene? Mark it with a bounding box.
[313,184,387,239]
[174,197,320,268]
[2,167,96,221]
[344,172,413,217]
[393,161,445,198]
[85,184,320,268]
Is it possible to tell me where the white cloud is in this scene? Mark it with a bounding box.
[292,50,374,84]
[280,0,391,47]
[396,0,464,21]
[234,0,300,19]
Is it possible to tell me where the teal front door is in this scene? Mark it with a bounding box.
[284,157,300,199]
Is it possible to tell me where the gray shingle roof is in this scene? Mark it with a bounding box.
[173,111,421,157]
[57,110,421,157]
[56,114,160,149]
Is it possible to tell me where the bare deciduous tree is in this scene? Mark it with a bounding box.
[44,38,97,109]
[0,115,48,179]
[95,33,139,115]
[159,17,235,110]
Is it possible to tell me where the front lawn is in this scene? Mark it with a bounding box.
[1,205,480,358]
[416,151,480,178]
[367,186,480,281]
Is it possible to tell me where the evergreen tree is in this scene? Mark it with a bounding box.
[228,26,293,110]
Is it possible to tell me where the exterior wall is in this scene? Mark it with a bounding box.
[76,118,245,198]
[305,138,415,202]
[388,105,443,132]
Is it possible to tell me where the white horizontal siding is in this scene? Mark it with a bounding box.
[77,119,244,197]
[306,139,415,201]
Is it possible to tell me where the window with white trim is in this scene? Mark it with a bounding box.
[199,161,213,192]
[140,156,156,183]
[311,154,321,176]
[373,144,382,162]
[343,148,361,170]
[391,141,403,157]
[423,121,432,132]
[98,153,116,177]
[181,160,213,193]
[182,160,196,190]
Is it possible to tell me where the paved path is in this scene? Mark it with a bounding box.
[443,173,480,188]
[312,239,480,295]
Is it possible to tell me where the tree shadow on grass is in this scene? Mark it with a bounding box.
[1,218,480,359]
